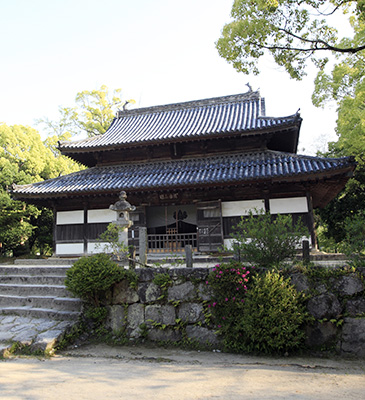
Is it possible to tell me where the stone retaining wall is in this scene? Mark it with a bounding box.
[105,266,365,356]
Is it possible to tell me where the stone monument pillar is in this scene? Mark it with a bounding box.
[109,191,136,264]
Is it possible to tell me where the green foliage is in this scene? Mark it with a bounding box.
[313,19,365,245]
[217,0,365,80]
[231,209,308,268]
[38,85,135,138]
[207,261,252,342]
[0,123,82,256]
[238,270,309,354]
[341,212,365,266]
[65,253,138,307]
[153,272,172,288]
[153,272,172,300]
[97,223,129,261]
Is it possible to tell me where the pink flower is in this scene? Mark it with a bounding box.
[213,302,217,307]
[208,304,211,308]
[225,298,228,301]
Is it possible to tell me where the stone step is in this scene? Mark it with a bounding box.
[0,265,71,277]
[0,275,66,285]
[14,258,76,265]
[0,306,80,321]
[0,295,82,312]
[0,283,71,298]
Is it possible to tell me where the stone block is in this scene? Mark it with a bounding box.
[127,303,145,330]
[305,321,338,348]
[112,280,139,304]
[290,273,311,293]
[346,299,365,317]
[168,281,195,301]
[137,268,160,282]
[145,304,176,326]
[137,282,149,303]
[185,325,220,346]
[307,293,342,319]
[178,303,204,323]
[341,317,365,357]
[148,328,182,342]
[32,329,64,352]
[145,283,162,303]
[334,274,364,296]
[197,283,212,301]
[314,284,327,295]
[106,305,126,331]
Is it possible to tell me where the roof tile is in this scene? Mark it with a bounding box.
[13,151,354,198]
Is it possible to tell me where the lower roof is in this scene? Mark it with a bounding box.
[12,151,355,206]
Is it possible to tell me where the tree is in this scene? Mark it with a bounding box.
[216,0,365,80]
[0,124,82,256]
[217,1,365,248]
[231,209,308,268]
[311,19,365,245]
[37,85,135,138]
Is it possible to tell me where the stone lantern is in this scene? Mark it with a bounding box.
[109,191,136,262]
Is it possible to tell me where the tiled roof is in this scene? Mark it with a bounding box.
[59,91,300,151]
[12,151,354,198]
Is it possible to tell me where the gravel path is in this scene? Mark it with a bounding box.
[0,344,364,399]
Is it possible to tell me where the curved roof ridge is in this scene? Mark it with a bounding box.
[116,90,261,117]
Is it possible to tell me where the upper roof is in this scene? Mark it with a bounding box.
[59,91,301,154]
[12,150,355,207]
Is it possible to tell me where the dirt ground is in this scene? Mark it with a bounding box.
[0,344,364,400]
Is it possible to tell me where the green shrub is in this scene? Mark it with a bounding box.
[65,253,137,307]
[231,209,308,268]
[341,212,365,267]
[238,270,309,354]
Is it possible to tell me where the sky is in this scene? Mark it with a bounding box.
[0,0,340,155]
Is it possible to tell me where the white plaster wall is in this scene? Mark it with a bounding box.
[56,243,84,255]
[88,209,117,224]
[225,237,311,251]
[87,242,113,254]
[56,210,84,225]
[224,238,236,250]
[269,197,308,214]
[221,200,265,217]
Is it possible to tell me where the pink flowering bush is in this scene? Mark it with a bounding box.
[206,261,253,348]
[207,262,309,355]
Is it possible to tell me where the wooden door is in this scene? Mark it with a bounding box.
[196,200,223,253]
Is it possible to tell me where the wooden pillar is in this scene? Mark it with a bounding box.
[83,203,88,255]
[306,192,317,249]
[52,203,57,256]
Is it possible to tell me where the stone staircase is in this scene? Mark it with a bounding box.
[0,259,82,354]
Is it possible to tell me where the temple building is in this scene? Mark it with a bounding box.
[12,91,355,257]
